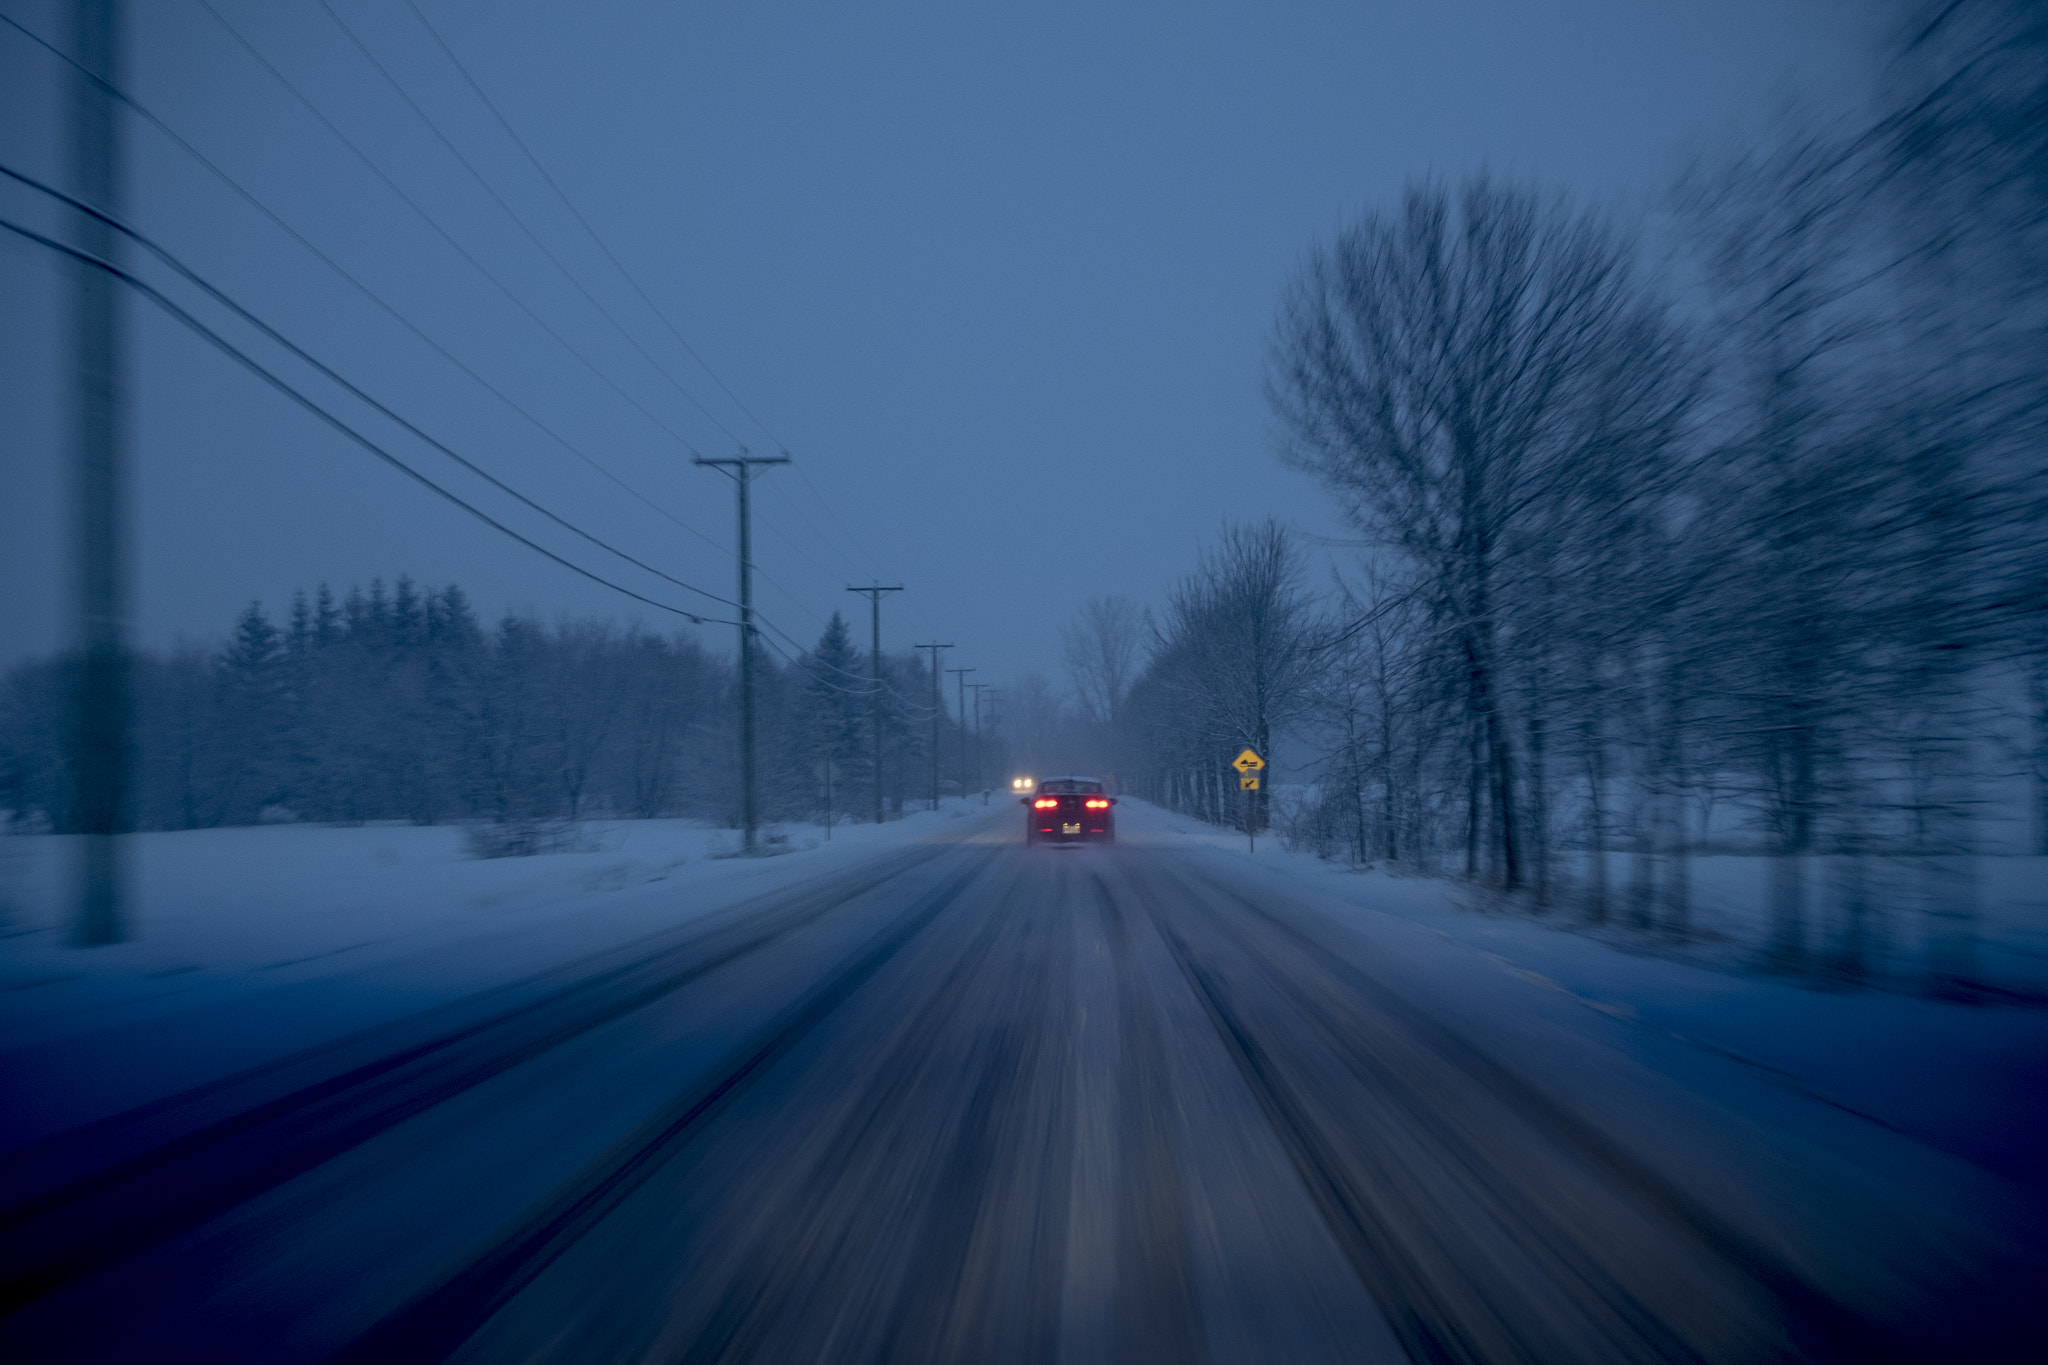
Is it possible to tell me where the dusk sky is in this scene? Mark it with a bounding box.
[2,0,1875,685]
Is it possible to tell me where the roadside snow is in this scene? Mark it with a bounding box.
[8,798,2042,1200]
[0,803,1000,1147]
[1120,800,2048,1192]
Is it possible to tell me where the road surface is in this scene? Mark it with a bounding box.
[1,808,2041,1362]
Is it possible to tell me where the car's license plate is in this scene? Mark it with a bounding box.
[1063,823,1081,834]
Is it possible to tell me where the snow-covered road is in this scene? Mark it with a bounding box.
[1,801,2042,1361]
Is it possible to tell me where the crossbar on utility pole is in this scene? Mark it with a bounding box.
[68,0,130,946]
[696,451,788,853]
[847,583,903,823]
[914,643,952,810]
[947,667,974,801]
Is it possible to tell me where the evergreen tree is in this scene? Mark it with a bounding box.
[807,612,870,825]
[218,602,284,823]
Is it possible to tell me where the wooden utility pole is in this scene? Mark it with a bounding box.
[947,667,974,799]
[695,452,787,853]
[914,644,952,810]
[67,0,129,945]
[966,681,990,796]
[847,583,902,823]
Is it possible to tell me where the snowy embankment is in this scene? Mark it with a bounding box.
[1120,799,2048,1192]
[0,802,999,1147]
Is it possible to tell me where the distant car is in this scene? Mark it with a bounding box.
[1023,776,1116,845]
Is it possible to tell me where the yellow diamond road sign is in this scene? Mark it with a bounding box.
[1232,748,1265,773]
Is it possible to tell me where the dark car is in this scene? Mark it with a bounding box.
[1023,777,1116,845]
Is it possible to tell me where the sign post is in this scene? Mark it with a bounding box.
[1233,749,1265,852]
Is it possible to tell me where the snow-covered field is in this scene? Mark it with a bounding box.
[0,803,997,1144]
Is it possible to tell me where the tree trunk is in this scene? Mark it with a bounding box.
[1529,710,1549,910]
[2033,653,2048,856]
[1661,685,1689,939]
[1584,713,1609,924]
[1766,708,1814,971]
[1465,715,1483,879]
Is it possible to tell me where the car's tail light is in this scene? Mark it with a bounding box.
[1084,799,1110,809]
[1033,798,1058,809]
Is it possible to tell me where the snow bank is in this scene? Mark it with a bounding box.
[1119,800,2048,1191]
[0,802,999,1145]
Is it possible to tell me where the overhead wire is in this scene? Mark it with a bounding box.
[748,610,939,715]
[0,7,733,561]
[752,506,870,607]
[752,631,871,698]
[751,612,864,680]
[275,1,909,620]
[396,0,903,589]
[343,1,923,653]
[307,0,748,449]
[4,3,948,663]
[764,477,888,584]
[746,609,934,716]
[187,0,713,458]
[785,463,894,581]
[0,212,733,625]
[398,0,783,453]
[0,162,737,611]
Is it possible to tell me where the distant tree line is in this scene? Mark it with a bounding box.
[0,580,984,832]
[1041,0,2046,995]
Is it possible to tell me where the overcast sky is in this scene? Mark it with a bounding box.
[1,0,1879,691]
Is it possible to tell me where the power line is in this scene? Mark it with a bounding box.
[395,0,905,590]
[753,631,873,697]
[747,615,930,712]
[291,0,927,619]
[0,212,733,626]
[302,0,904,602]
[308,0,747,449]
[749,612,905,696]
[399,0,782,451]
[187,0,712,458]
[753,492,868,595]
[0,6,734,561]
[764,476,888,585]
[749,611,937,720]
[786,462,894,581]
[4,4,905,651]
[755,641,931,716]
[0,160,740,612]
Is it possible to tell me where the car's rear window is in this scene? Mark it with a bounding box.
[1036,780,1103,795]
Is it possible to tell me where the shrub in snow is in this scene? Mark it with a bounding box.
[1273,786,1344,861]
[462,819,597,859]
[706,826,807,859]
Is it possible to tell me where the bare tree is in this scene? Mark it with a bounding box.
[1060,596,1149,725]
[1269,175,1697,889]
[1150,521,1320,832]
[1313,570,1434,866]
